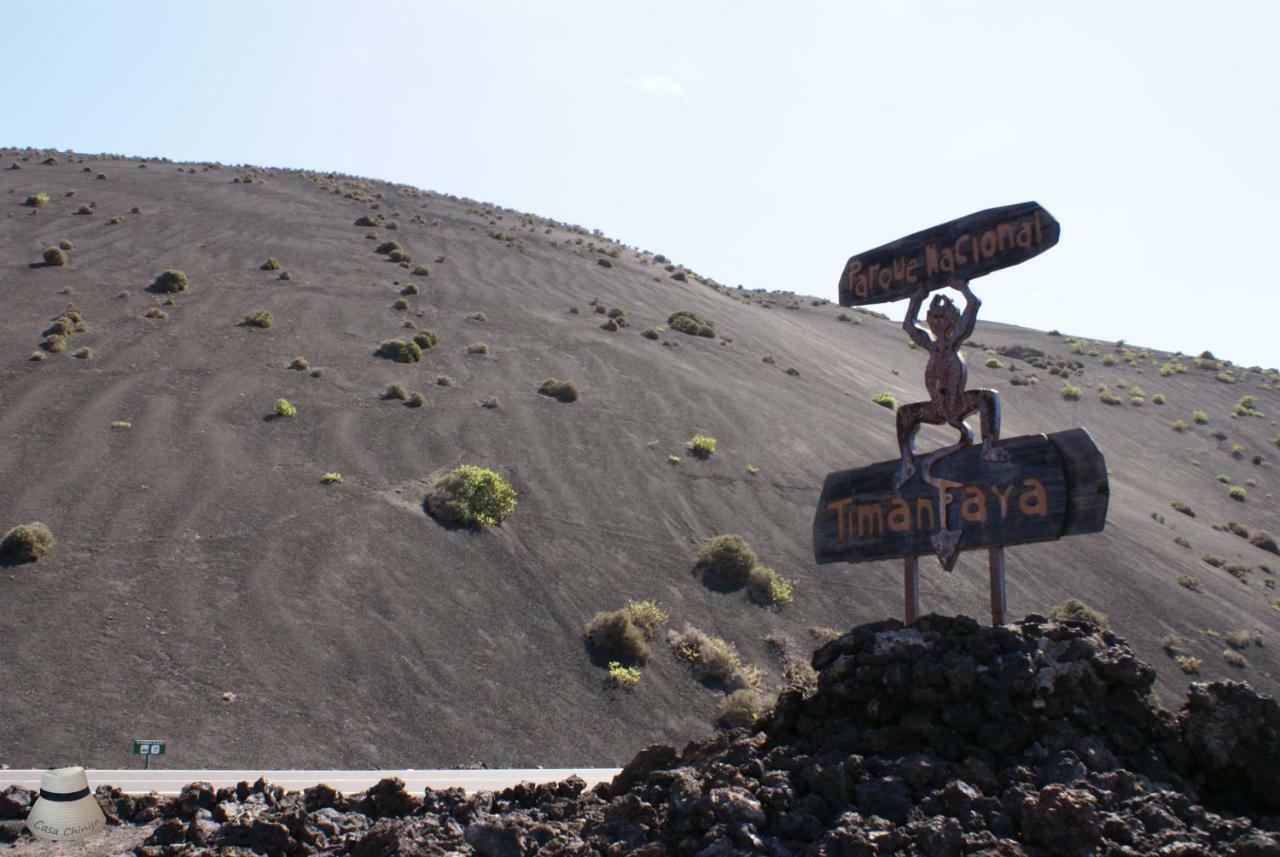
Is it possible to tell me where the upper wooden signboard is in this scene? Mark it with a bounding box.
[838,201,1061,307]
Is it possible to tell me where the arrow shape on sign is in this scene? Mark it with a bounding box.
[932,529,963,570]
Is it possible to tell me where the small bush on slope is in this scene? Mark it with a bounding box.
[428,464,516,527]
[1,522,55,561]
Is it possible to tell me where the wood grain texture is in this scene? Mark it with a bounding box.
[838,201,1061,306]
[813,428,1107,564]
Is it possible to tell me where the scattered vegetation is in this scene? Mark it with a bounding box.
[1177,575,1202,592]
[584,609,650,662]
[747,565,794,606]
[872,392,898,410]
[436,375,454,387]
[42,247,68,267]
[244,310,274,328]
[383,383,408,401]
[1229,486,1247,501]
[607,662,642,688]
[1175,655,1201,674]
[289,357,310,371]
[623,600,668,637]
[1222,649,1248,668]
[428,464,517,527]
[150,269,189,293]
[538,379,579,403]
[466,342,490,355]
[695,534,758,585]
[274,398,297,418]
[687,434,717,457]
[1048,598,1109,629]
[1060,383,1082,401]
[375,338,422,363]
[1251,531,1279,555]
[413,330,439,350]
[1,522,55,562]
[1192,410,1209,425]
[667,625,762,691]
[1170,500,1195,517]
[144,307,167,319]
[668,310,716,338]
[984,357,1004,368]
[321,472,343,484]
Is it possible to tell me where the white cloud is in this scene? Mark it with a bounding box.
[627,74,685,96]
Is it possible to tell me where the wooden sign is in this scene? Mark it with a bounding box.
[838,201,1060,306]
[813,428,1107,566]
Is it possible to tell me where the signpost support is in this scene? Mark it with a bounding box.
[904,556,920,624]
[988,547,1006,625]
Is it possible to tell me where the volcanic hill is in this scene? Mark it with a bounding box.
[1,148,1278,769]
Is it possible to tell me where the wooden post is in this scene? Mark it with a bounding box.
[904,555,920,624]
[988,547,1006,625]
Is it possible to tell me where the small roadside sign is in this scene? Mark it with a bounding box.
[132,739,166,769]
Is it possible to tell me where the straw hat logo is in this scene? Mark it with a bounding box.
[24,766,105,842]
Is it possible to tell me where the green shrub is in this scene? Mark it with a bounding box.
[1250,531,1279,555]
[24,192,49,207]
[985,357,1004,368]
[412,330,438,349]
[1060,383,1082,401]
[747,565,794,605]
[384,383,408,400]
[274,398,297,418]
[668,455,681,464]
[585,610,650,661]
[872,392,897,410]
[1192,410,1209,424]
[1229,486,1247,501]
[288,356,309,371]
[1099,388,1122,405]
[716,689,767,728]
[72,347,92,359]
[1203,555,1225,568]
[538,378,579,403]
[375,240,403,255]
[407,391,426,408]
[1048,598,1109,629]
[1217,474,1230,483]
[436,375,454,387]
[467,342,490,355]
[244,310,274,328]
[261,257,281,271]
[1175,655,1201,674]
[603,661,641,689]
[624,600,668,637]
[467,311,487,322]
[1170,500,1195,517]
[1152,393,1166,405]
[641,327,660,340]
[58,238,73,251]
[392,298,410,310]
[687,434,717,457]
[375,338,422,363]
[278,270,292,280]
[666,625,761,691]
[428,464,517,527]
[600,318,619,332]
[151,269,189,293]
[322,472,343,484]
[41,335,65,353]
[695,534,758,584]
[1223,649,1248,667]
[1177,575,1202,591]
[1,522,55,561]
[42,247,67,266]
[412,265,430,276]
[668,310,715,338]
[1171,419,1187,432]
[400,283,419,296]
[30,351,46,362]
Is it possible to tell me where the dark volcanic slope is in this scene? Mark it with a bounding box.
[1,149,1278,769]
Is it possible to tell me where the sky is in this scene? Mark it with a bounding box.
[4,1,1277,367]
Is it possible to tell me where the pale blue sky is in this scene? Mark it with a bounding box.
[5,1,1277,367]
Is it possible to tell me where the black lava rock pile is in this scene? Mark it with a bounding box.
[3,614,1279,854]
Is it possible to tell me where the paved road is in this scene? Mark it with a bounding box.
[0,768,621,796]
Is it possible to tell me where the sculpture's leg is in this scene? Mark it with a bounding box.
[965,389,1008,463]
[894,402,927,488]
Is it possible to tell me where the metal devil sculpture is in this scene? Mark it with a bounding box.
[812,202,1109,624]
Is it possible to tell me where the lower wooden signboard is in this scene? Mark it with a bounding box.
[813,428,1108,565]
